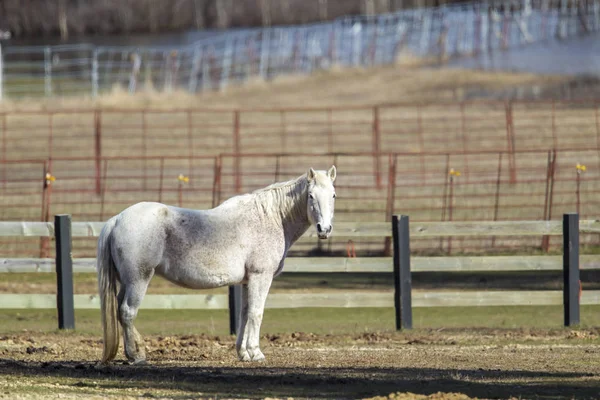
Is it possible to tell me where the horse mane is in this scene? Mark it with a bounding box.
[251,174,309,223]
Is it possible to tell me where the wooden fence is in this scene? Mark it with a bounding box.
[1,215,599,332]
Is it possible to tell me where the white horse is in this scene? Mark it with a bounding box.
[97,166,337,364]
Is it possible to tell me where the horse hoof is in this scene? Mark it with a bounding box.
[131,359,148,366]
[94,362,111,370]
[249,351,265,362]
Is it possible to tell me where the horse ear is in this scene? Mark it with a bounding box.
[327,165,336,182]
[307,167,316,182]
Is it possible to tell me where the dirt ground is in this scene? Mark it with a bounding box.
[1,329,599,400]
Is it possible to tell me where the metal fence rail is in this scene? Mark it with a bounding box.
[2,0,600,98]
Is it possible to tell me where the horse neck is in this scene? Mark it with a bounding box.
[282,182,311,244]
[259,176,310,244]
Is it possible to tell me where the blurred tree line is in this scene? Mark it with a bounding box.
[0,0,471,39]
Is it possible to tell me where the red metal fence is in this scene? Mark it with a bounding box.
[1,149,599,258]
[2,100,600,192]
[2,100,600,257]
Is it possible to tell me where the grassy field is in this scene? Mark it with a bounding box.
[4,305,600,337]
[5,269,600,295]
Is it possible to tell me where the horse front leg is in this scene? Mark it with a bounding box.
[239,272,272,362]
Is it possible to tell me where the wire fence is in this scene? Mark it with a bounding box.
[1,0,600,98]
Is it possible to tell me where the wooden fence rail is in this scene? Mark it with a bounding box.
[0,215,599,332]
[2,220,599,238]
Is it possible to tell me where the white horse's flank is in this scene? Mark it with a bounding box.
[97,166,337,364]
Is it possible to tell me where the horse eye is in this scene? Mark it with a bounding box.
[333,193,336,199]
[309,193,314,199]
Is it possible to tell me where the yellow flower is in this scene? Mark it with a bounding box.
[576,163,586,172]
[449,168,461,177]
[45,173,56,183]
[178,174,190,183]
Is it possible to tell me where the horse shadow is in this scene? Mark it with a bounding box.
[0,358,597,399]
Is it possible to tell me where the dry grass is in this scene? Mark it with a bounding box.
[0,65,569,112]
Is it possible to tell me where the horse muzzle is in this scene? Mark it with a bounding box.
[316,223,332,239]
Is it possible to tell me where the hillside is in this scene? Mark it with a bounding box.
[0,65,580,112]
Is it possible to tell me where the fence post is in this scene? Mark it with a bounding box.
[384,154,397,256]
[91,49,99,97]
[99,159,108,220]
[55,214,75,330]
[504,101,516,183]
[233,111,241,192]
[559,0,568,39]
[0,43,3,101]
[352,22,362,66]
[542,149,557,252]
[129,53,142,93]
[40,162,51,258]
[1,114,5,188]
[563,213,580,327]
[392,215,412,330]
[142,111,148,191]
[542,150,553,251]
[158,158,164,204]
[221,38,234,89]
[229,285,243,335]
[94,110,102,195]
[212,156,222,208]
[44,47,52,97]
[372,106,381,189]
[491,152,503,249]
[189,46,202,93]
[259,30,270,79]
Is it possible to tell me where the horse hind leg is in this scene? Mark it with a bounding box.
[235,284,249,361]
[118,276,152,365]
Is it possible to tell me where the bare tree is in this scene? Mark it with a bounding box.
[193,0,207,29]
[118,0,135,33]
[58,0,68,40]
[216,0,233,28]
[148,1,158,32]
[258,0,271,26]
[318,0,328,20]
[281,0,292,23]
[0,0,493,38]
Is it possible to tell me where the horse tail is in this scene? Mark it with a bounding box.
[97,217,119,364]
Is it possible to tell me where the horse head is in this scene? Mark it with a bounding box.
[306,165,336,239]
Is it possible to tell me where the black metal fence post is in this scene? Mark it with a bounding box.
[229,285,243,335]
[55,214,75,330]
[393,215,412,330]
[563,213,580,327]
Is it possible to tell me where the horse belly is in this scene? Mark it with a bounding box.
[156,259,245,290]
